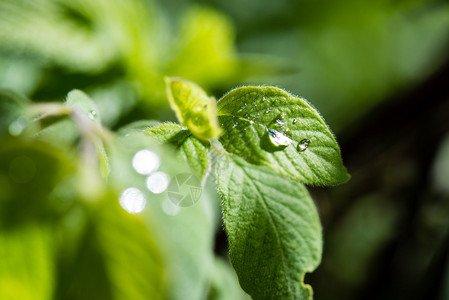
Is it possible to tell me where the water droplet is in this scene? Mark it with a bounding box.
[8,117,27,136]
[146,171,169,194]
[233,122,239,128]
[119,187,146,214]
[237,103,247,114]
[268,113,289,134]
[297,139,311,152]
[132,150,160,175]
[89,110,97,120]
[292,119,297,124]
[267,129,292,147]
[265,108,272,114]
[275,112,287,125]
[275,119,285,125]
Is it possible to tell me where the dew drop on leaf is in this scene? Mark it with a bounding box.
[275,112,287,125]
[297,139,311,152]
[292,119,297,124]
[276,119,285,125]
[237,103,247,113]
[89,110,97,120]
[267,129,292,147]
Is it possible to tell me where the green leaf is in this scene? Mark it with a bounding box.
[166,7,237,88]
[0,225,55,300]
[55,214,114,300]
[66,89,101,125]
[55,198,166,300]
[144,122,210,181]
[94,198,166,300]
[0,90,29,137]
[106,130,217,300]
[147,183,217,300]
[35,119,80,149]
[217,155,322,299]
[65,89,109,183]
[165,77,222,141]
[217,86,350,186]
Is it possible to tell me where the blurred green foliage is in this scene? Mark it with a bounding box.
[1,0,449,299]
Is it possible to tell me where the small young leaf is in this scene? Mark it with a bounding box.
[144,123,210,181]
[66,90,101,124]
[217,86,350,186]
[217,155,322,299]
[66,89,109,183]
[165,77,222,141]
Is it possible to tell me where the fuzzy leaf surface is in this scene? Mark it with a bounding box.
[217,86,350,186]
[144,122,210,181]
[217,155,322,299]
[166,77,222,141]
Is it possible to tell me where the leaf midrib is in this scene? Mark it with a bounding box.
[238,162,294,298]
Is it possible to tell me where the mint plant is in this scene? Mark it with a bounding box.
[147,78,350,299]
[0,77,348,300]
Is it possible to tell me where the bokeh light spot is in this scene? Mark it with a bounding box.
[132,150,160,175]
[146,171,169,194]
[119,187,146,214]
